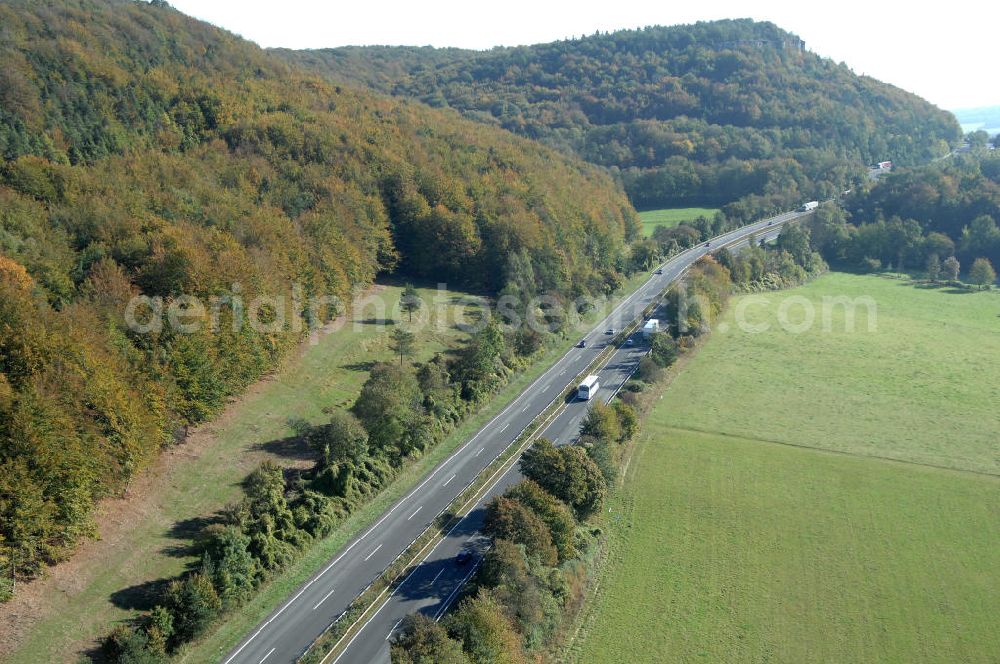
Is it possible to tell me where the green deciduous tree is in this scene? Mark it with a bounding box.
[199,525,258,606]
[308,410,369,467]
[649,333,680,368]
[505,480,577,561]
[483,496,558,566]
[162,573,221,642]
[520,439,607,519]
[352,362,424,456]
[580,402,621,444]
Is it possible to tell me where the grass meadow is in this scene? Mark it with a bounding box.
[572,273,1000,663]
[638,207,719,237]
[8,272,652,663]
[5,282,480,662]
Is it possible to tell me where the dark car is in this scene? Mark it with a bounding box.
[625,338,634,347]
[577,339,587,348]
[654,268,663,275]
[767,221,773,226]
[455,551,473,566]
[705,241,711,248]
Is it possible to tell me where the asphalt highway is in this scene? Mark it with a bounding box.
[224,209,804,664]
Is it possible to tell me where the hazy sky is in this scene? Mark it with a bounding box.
[168,0,997,111]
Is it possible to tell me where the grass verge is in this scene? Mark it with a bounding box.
[175,270,652,662]
[569,272,1000,663]
[638,207,718,236]
[2,282,480,663]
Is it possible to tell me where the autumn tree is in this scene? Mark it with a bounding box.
[969,257,996,289]
[612,400,639,441]
[391,613,469,664]
[446,588,528,664]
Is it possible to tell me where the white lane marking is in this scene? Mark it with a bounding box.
[312,587,336,611]
[431,568,445,584]
[407,506,422,521]
[232,216,790,663]
[434,558,484,621]
[364,544,383,562]
[443,473,456,486]
[386,618,403,640]
[498,422,509,433]
[330,594,394,664]
[326,215,788,656]
[521,404,530,413]
[476,448,485,457]
[259,648,276,664]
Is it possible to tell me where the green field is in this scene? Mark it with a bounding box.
[4,282,481,662]
[573,273,1000,663]
[6,273,654,663]
[663,273,1000,474]
[638,207,719,236]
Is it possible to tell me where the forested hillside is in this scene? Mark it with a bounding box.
[0,0,636,590]
[277,20,961,213]
[819,152,1000,271]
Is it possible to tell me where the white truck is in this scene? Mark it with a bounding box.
[799,201,819,212]
[577,375,600,401]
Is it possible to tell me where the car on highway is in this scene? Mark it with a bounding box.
[455,550,472,566]
[767,221,773,226]
[625,338,634,347]
[654,268,663,275]
[606,328,615,335]
[577,339,587,348]
[705,241,711,247]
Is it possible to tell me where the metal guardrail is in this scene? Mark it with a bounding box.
[298,213,798,662]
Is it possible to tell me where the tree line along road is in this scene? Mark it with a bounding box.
[224,210,805,664]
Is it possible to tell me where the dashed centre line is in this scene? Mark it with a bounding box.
[312,587,336,611]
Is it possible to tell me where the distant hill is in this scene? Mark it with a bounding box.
[0,0,635,580]
[953,106,1000,135]
[276,21,962,214]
